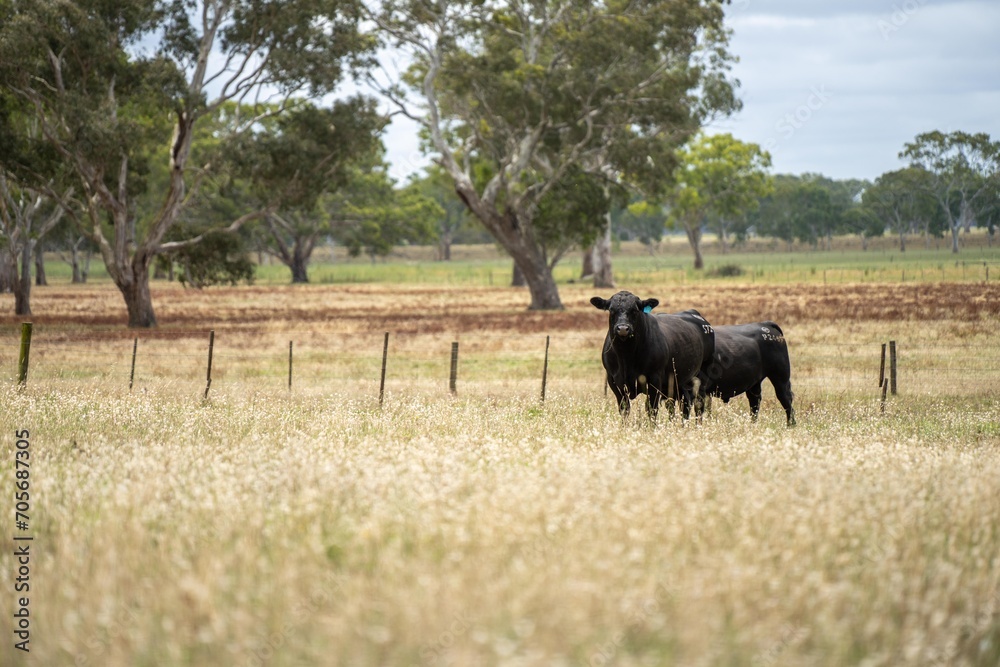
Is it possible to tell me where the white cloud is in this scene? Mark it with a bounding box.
[710,0,1000,180]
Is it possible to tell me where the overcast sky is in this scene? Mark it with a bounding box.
[381,0,1000,184]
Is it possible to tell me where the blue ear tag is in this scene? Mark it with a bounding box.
[643,305,653,313]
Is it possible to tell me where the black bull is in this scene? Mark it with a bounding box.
[699,322,796,426]
[591,292,714,419]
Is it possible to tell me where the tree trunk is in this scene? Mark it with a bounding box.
[449,176,562,308]
[439,232,452,261]
[121,258,157,328]
[684,219,704,270]
[511,251,562,309]
[0,251,14,293]
[289,239,312,283]
[71,244,83,283]
[290,254,309,283]
[580,245,594,279]
[34,243,47,286]
[511,261,526,287]
[14,241,33,316]
[899,229,906,253]
[593,216,614,289]
[860,234,868,251]
[951,224,960,254]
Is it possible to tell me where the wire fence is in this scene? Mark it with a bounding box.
[5,325,1000,404]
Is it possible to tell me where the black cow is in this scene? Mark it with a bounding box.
[591,291,714,420]
[699,322,796,426]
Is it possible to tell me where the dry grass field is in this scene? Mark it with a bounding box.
[2,275,999,666]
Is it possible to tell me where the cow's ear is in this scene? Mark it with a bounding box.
[590,296,610,310]
[640,298,659,312]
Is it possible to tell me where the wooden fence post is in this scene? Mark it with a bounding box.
[449,341,459,395]
[129,337,138,391]
[379,332,389,407]
[540,335,550,402]
[17,322,32,388]
[288,341,293,391]
[880,378,889,414]
[879,343,886,388]
[204,330,215,399]
[889,340,897,396]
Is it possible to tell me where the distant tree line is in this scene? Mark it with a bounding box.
[615,130,999,267]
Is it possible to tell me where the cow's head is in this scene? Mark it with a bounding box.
[590,291,658,340]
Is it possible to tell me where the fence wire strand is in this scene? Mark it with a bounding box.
[6,329,1000,399]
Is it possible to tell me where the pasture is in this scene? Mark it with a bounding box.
[2,251,1000,666]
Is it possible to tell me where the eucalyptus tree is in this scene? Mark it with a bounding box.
[839,206,883,251]
[0,0,372,326]
[0,173,66,315]
[615,200,669,250]
[368,0,740,309]
[668,133,771,268]
[406,165,482,261]
[862,167,939,252]
[231,97,388,283]
[900,131,1000,254]
[750,175,803,251]
[328,167,442,261]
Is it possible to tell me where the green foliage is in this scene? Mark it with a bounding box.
[840,205,885,243]
[0,0,175,198]
[705,263,744,277]
[750,173,873,249]
[668,132,772,265]
[171,229,255,289]
[533,167,610,266]
[229,96,385,212]
[615,199,668,246]
[899,130,1000,251]
[862,167,943,244]
[0,0,373,325]
[331,168,442,260]
[375,0,742,306]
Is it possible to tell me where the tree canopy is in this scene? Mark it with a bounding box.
[900,130,1000,253]
[668,132,772,268]
[0,0,372,326]
[369,0,741,308]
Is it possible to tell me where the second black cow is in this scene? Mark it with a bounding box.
[591,291,714,420]
[699,322,796,426]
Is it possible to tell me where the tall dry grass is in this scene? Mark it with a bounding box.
[1,387,998,666]
[1,280,999,666]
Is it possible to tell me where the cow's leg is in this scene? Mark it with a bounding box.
[664,372,677,421]
[609,380,630,419]
[646,386,660,422]
[680,389,694,421]
[773,378,796,427]
[693,385,705,425]
[747,382,763,422]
